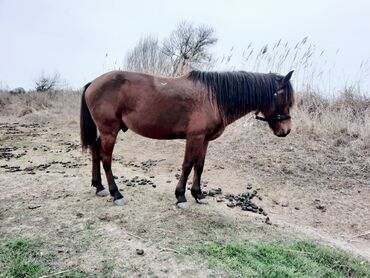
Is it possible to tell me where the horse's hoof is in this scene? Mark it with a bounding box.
[177,202,189,210]
[96,189,109,197]
[197,198,208,204]
[114,198,127,206]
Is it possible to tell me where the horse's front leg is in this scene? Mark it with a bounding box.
[175,136,206,208]
[190,140,209,203]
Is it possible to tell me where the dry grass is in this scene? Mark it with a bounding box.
[217,38,370,96]
[294,89,370,149]
[0,90,80,119]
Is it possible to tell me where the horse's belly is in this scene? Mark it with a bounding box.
[122,115,187,140]
[128,125,186,140]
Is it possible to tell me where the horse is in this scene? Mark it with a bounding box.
[80,70,294,208]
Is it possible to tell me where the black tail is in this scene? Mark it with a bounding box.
[80,82,97,151]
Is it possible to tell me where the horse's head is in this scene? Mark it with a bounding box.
[255,71,294,137]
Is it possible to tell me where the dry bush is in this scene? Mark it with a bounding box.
[34,72,61,92]
[332,88,370,118]
[0,90,80,119]
[0,90,11,110]
[293,89,370,149]
[295,90,330,116]
[17,107,33,117]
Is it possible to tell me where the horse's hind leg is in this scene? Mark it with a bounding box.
[91,138,109,197]
[100,131,125,206]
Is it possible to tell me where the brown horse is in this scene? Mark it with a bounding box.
[80,70,294,208]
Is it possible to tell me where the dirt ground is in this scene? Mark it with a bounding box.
[0,96,369,276]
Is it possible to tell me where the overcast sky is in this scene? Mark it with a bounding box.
[1,0,369,92]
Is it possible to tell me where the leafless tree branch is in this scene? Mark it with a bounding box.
[162,21,217,76]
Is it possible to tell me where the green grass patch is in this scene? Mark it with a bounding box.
[101,259,115,278]
[0,239,86,278]
[187,240,370,277]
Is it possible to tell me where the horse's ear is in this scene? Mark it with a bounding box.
[284,70,294,82]
[278,70,294,90]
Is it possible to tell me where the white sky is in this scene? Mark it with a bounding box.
[1,0,369,92]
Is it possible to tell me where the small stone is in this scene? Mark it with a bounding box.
[214,188,222,193]
[294,207,300,210]
[76,212,84,218]
[265,217,272,225]
[28,205,41,210]
[246,184,252,190]
[152,184,156,188]
[208,191,215,197]
[244,206,254,212]
[136,249,144,255]
[316,205,326,212]
[227,203,235,208]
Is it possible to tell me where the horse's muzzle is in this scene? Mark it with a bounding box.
[275,128,291,137]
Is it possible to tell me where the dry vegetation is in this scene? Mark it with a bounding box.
[0,90,79,118]
[1,88,368,148]
[294,89,370,149]
[0,85,369,277]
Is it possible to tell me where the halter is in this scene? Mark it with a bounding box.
[254,91,291,122]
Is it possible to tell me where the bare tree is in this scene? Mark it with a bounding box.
[162,21,217,76]
[123,22,218,77]
[35,72,61,92]
[123,36,172,76]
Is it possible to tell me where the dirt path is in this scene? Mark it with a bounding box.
[1,107,369,276]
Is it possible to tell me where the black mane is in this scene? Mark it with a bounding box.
[188,70,294,122]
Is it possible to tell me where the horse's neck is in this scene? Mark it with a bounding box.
[223,107,255,126]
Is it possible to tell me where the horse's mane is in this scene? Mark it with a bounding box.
[187,70,294,122]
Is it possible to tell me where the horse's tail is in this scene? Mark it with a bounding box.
[80,82,97,151]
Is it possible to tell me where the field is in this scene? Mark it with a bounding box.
[0,90,370,277]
